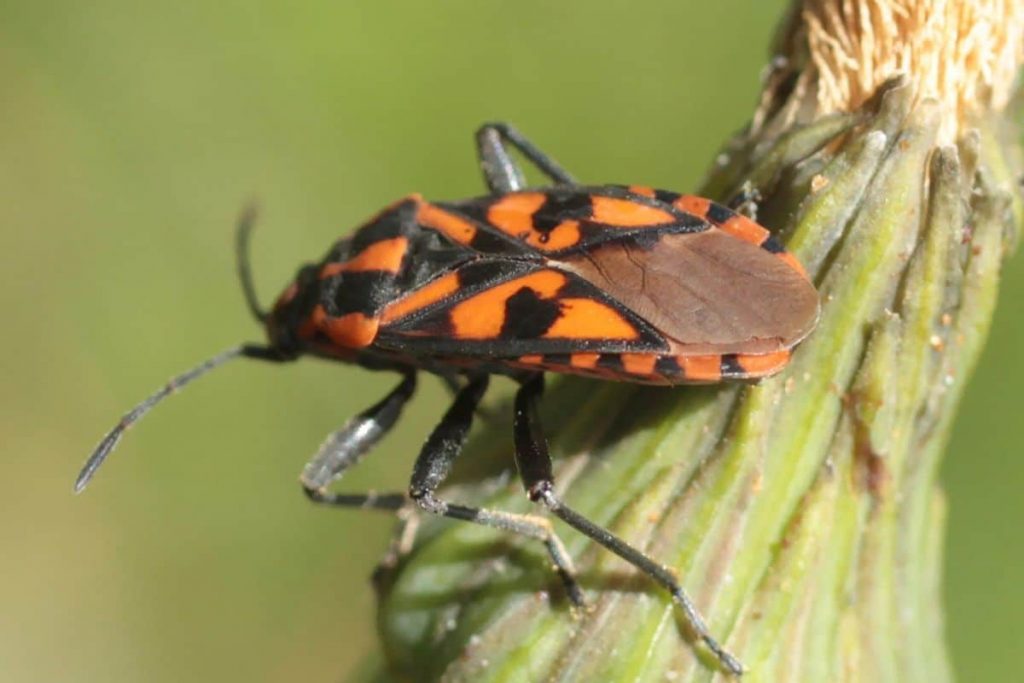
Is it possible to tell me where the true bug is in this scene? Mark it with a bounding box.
[76,123,819,675]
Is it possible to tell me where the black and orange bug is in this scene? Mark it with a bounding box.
[76,123,819,675]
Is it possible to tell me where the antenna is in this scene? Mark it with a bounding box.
[236,203,268,323]
[74,345,263,492]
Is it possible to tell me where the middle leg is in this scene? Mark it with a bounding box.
[408,374,583,605]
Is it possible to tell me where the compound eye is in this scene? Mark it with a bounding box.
[274,282,300,310]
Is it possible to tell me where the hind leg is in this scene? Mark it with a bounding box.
[475,122,577,193]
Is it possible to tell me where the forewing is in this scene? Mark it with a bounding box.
[434,187,709,256]
[376,260,666,357]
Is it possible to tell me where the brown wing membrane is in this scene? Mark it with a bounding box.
[560,229,819,356]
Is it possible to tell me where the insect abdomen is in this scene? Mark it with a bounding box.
[507,349,791,384]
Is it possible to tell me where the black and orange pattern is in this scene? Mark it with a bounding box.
[277,184,818,384]
[79,123,822,677]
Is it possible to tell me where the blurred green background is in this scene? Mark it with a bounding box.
[3,1,1021,681]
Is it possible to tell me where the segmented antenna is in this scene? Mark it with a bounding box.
[236,203,268,323]
[74,345,248,493]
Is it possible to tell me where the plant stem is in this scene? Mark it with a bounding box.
[364,2,1023,680]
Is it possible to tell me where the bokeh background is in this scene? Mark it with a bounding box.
[3,1,1022,681]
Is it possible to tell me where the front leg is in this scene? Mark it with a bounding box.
[301,372,416,508]
[300,372,422,581]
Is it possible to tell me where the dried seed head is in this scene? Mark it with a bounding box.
[774,0,1024,143]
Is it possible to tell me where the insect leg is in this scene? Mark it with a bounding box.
[512,374,744,676]
[370,503,421,587]
[476,122,577,194]
[439,372,497,423]
[299,374,421,580]
[408,374,584,605]
[300,372,417,510]
[725,180,762,220]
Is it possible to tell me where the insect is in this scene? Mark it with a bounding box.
[76,123,819,675]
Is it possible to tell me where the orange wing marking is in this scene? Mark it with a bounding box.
[672,195,771,247]
[543,298,639,340]
[672,195,712,219]
[320,237,408,278]
[449,270,567,339]
[717,215,769,246]
[621,353,657,375]
[380,272,461,324]
[570,353,601,369]
[679,355,723,382]
[733,351,790,378]
[591,196,675,226]
[417,202,477,245]
[534,220,581,249]
[487,193,548,241]
[627,185,657,198]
